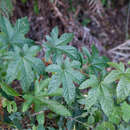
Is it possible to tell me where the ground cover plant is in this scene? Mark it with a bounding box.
[0,15,130,130]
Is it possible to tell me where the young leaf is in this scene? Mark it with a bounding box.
[51,26,59,39]
[43,27,78,61]
[82,47,91,61]
[81,45,109,74]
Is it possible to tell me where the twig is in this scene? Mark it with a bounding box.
[50,1,67,26]
[108,40,130,61]
[108,40,130,52]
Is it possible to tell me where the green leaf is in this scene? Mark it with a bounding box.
[48,73,61,94]
[25,56,45,75]
[46,88,63,97]
[25,45,40,56]
[0,16,32,49]
[6,44,45,92]
[77,98,86,105]
[46,58,82,104]
[91,44,99,57]
[85,88,99,109]
[109,107,121,124]
[57,33,74,46]
[43,27,76,61]
[121,102,130,122]
[38,88,63,97]
[46,64,61,73]
[56,45,78,60]
[21,0,27,4]
[14,17,29,34]
[39,98,71,116]
[69,60,81,69]
[8,101,17,113]
[67,69,85,84]
[96,122,115,130]
[79,75,98,89]
[62,72,75,104]
[33,0,39,14]
[0,0,13,17]
[39,78,50,89]
[0,82,19,96]
[0,15,14,38]
[82,47,91,61]
[104,70,120,84]
[37,124,45,130]
[51,26,59,39]
[87,115,95,125]
[108,62,125,72]
[99,85,114,116]
[82,45,109,74]
[37,113,45,125]
[3,100,17,113]
[22,95,33,112]
[117,77,130,102]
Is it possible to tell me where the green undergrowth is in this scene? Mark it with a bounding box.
[0,16,130,130]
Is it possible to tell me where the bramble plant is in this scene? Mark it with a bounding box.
[0,15,130,129]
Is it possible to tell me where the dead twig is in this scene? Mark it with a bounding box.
[50,1,67,26]
[108,40,130,62]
